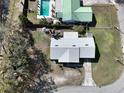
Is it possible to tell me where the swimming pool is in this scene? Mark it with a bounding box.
[40,0,50,16]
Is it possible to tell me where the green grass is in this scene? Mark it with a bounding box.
[32,31,46,44]
[91,5,123,86]
[91,28,123,86]
[31,31,50,56]
[92,4,115,28]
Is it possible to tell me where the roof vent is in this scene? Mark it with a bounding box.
[55,45,59,47]
[85,44,89,46]
[72,45,76,47]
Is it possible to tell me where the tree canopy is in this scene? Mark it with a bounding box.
[0,25,56,93]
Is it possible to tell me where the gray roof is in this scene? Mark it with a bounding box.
[50,32,95,63]
[51,37,95,48]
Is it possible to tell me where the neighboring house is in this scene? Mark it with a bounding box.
[55,0,93,22]
[50,32,95,63]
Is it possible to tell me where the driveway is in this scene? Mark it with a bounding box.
[54,70,124,93]
[54,1,124,93]
[82,62,96,86]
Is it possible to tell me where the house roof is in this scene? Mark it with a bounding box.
[64,32,78,38]
[56,0,93,22]
[50,32,95,63]
[51,37,95,48]
[74,7,92,13]
[59,48,79,62]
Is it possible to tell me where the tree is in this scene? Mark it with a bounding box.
[0,25,32,93]
[19,14,33,27]
[39,18,48,25]
[72,25,86,35]
[0,25,56,93]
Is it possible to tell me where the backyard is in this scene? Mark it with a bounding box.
[31,4,123,87]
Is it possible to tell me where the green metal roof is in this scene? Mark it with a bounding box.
[62,0,72,21]
[73,7,93,22]
[62,0,80,21]
[74,7,92,13]
[56,0,93,22]
[73,12,92,22]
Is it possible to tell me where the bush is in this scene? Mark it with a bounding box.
[19,14,28,24]
[72,25,86,35]
[39,19,48,25]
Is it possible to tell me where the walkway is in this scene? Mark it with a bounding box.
[82,61,96,86]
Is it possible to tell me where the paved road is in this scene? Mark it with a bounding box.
[54,70,124,93]
[54,1,124,93]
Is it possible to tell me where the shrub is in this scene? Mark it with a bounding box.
[72,25,86,35]
[19,14,28,24]
[39,19,48,25]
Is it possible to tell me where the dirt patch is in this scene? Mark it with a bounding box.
[46,63,83,87]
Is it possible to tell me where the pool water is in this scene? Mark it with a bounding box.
[40,0,50,16]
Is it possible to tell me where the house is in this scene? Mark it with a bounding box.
[55,0,93,22]
[50,32,95,63]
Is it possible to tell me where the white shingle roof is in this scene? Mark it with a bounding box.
[64,32,78,38]
[50,32,95,63]
[51,37,95,48]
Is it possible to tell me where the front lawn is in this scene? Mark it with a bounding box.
[91,28,123,86]
[92,4,118,28]
[91,5,123,86]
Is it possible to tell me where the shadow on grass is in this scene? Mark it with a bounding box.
[22,29,35,46]
[27,77,57,93]
[51,60,83,68]
[26,49,57,93]
[91,36,100,63]
[63,63,83,68]
[23,0,28,17]
[88,13,97,27]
